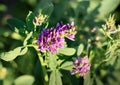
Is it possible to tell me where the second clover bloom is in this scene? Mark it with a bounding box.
[71,56,91,77]
[56,22,76,41]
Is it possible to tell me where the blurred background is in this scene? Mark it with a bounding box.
[0,0,120,85]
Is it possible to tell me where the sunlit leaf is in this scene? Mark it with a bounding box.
[14,75,35,85]
[84,72,93,85]
[99,0,120,16]
[20,47,28,55]
[58,48,76,56]
[49,70,55,85]
[95,77,104,85]
[48,54,58,70]
[0,47,27,61]
[60,61,74,71]
[77,43,84,56]
[0,47,21,61]
[56,70,62,85]
[49,70,62,85]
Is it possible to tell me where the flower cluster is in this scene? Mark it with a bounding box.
[37,22,76,54]
[102,15,118,34]
[56,22,76,41]
[71,56,91,77]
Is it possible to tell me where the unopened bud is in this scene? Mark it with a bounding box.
[33,14,47,26]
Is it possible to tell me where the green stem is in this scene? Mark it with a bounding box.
[38,52,49,85]
[34,25,37,32]
[26,44,34,47]
[21,44,34,49]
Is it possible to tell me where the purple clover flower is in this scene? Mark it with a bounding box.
[56,22,76,41]
[71,56,91,77]
[37,22,76,54]
[37,27,65,54]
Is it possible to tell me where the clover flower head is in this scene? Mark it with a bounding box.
[37,27,65,54]
[37,21,76,54]
[64,22,76,41]
[71,56,91,77]
[102,15,119,34]
[56,22,76,41]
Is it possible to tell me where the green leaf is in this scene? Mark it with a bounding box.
[0,47,21,61]
[99,0,120,16]
[14,75,35,85]
[20,47,28,55]
[0,47,28,61]
[48,54,58,70]
[95,77,104,85]
[49,70,62,85]
[35,0,54,16]
[26,11,35,31]
[60,61,74,71]
[58,48,76,56]
[108,56,117,66]
[7,18,25,29]
[49,71,55,85]
[77,43,84,56]
[7,18,26,36]
[56,70,62,85]
[84,72,93,85]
